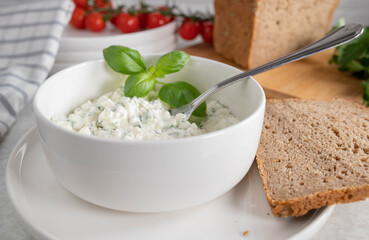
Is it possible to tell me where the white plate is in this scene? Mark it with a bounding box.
[50,49,177,74]
[51,42,176,75]
[60,21,176,52]
[56,35,176,62]
[6,127,334,240]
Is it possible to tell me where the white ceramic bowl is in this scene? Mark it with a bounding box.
[33,55,265,212]
[59,21,176,52]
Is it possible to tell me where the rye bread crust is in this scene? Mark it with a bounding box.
[256,98,369,217]
[257,158,369,217]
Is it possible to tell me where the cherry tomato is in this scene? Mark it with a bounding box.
[178,19,200,40]
[85,12,106,32]
[116,13,140,33]
[109,8,122,26]
[166,15,175,22]
[158,6,168,11]
[146,12,170,29]
[110,14,118,26]
[73,0,88,9]
[137,12,149,29]
[157,6,175,22]
[200,21,214,44]
[94,0,112,8]
[70,7,86,29]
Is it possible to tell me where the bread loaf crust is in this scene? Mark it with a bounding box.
[257,99,369,217]
[214,0,259,68]
[249,0,340,68]
[213,0,340,69]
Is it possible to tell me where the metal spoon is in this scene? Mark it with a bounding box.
[171,23,363,119]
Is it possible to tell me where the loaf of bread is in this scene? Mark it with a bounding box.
[256,99,369,217]
[213,0,340,69]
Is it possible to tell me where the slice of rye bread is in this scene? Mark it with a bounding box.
[256,99,369,217]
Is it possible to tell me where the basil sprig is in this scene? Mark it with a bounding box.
[329,18,369,106]
[103,46,207,117]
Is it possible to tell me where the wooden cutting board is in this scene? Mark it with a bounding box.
[183,43,364,101]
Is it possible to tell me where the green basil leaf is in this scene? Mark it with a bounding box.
[329,54,339,65]
[158,81,207,117]
[152,51,190,78]
[124,73,156,98]
[148,66,156,74]
[359,56,369,67]
[103,46,146,75]
[191,102,207,117]
[352,70,369,79]
[342,60,366,72]
[338,42,366,66]
[337,28,369,65]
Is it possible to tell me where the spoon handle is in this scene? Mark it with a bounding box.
[176,24,363,118]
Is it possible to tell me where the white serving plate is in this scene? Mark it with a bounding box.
[59,21,176,52]
[56,35,176,62]
[6,127,334,240]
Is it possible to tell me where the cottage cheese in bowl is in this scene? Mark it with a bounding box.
[52,87,239,140]
[33,57,265,212]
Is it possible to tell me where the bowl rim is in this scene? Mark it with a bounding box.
[56,35,176,61]
[34,55,265,145]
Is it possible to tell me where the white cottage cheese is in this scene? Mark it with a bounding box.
[52,87,239,140]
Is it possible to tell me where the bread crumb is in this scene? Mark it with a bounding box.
[242,231,249,237]
[256,99,369,217]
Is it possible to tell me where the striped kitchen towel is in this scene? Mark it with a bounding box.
[0,0,73,139]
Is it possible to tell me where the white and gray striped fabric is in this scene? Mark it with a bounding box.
[0,0,73,139]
